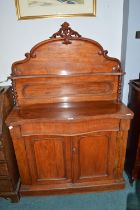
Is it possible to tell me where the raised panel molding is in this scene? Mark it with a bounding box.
[24,136,72,185]
[22,81,113,98]
[72,132,117,183]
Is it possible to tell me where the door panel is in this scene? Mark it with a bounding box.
[72,131,117,182]
[24,136,72,185]
[34,139,65,179]
[80,135,108,177]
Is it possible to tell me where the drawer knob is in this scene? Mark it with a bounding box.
[72,147,76,153]
[9,126,13,130]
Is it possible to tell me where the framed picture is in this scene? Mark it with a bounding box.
[15,0,96,20]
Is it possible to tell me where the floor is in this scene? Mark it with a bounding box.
[0,177,140,210]
[127,179,140,210]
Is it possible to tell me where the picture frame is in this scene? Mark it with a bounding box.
[15,0,96,20]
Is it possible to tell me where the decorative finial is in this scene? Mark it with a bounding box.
[50,22,81,44]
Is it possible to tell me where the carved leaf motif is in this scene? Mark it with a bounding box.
[50,22,81,44]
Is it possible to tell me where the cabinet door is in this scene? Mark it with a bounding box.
[24,136,72,185]
[72,131,117,183]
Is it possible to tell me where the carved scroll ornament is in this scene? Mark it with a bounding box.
[50,22,81,44]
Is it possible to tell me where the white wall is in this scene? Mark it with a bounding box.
[0,0,124,86]
[122,0,140,103]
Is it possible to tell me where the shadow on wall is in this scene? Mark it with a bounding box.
[126,180,140,210]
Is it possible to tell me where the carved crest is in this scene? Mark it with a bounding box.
[50,22,81,44]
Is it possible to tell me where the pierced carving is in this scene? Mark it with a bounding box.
[50,22,81,45]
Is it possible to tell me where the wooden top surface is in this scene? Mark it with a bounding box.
[6,101,133,126]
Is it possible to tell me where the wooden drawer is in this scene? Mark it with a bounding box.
[0,163,8,176]
[0,150,5,161]
[21,118,120,136]
[0,179,12,192]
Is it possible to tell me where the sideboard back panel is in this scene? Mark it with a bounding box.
[12,40,120,76]
[14,75,118,105]
[11,22,122,106]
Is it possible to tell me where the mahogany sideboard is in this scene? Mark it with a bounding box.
[6,22,133,196]
[0,86,20,202]
[125,76,140,182]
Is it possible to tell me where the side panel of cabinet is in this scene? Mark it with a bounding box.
[72,131,117,183]
[24,136,72,185]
